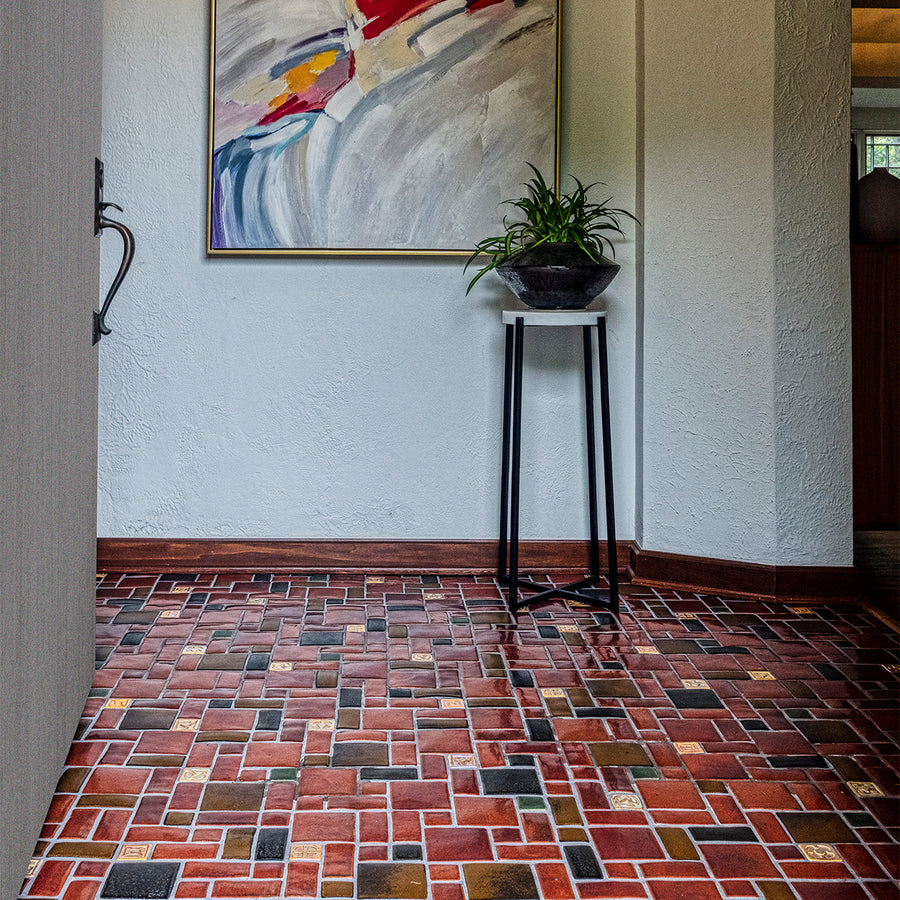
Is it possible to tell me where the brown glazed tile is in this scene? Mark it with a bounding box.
[224,827,255,859]
[587,743,654,767]
[776,813,858,844]
[199,783,265,812]
[356,863,428,899]
[462,863,539,900]
[655,827,701,861]
[47,842,118,859]
[793,720,859,744]
[55,769,92,794]
[585,679,641,698]
[757,882,800,900]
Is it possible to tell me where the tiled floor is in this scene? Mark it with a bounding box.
[19,572,900,900]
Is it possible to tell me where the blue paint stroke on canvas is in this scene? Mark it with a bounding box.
[210,0,557,251]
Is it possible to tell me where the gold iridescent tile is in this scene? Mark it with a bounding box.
[160,610,180,618]
[309,719,335,731]
[171,586,192,593]
[674,742,705,754]
[748,671,776,680]
[799,843,841,862]
[411,653,434,663]
[103,698,131,710]
[558,625,579,633]
[247,597,267,605]
[449,754,478,768]
[424,592,445,600]
[26,860,39,878]
[568,600,591,609]
[366,576,385,584]
[541,688,566,698]
[117,843,151,861]
[609,792,643,810]
[182,645,206,655]
[269,661,293,671]
[172,718,200,732]
[882,663,900,675]
[788,607,813,615]
[178,767,210,783]
[681,679,710,690]
[848,781,885,798]
[96,573,106,580]
[636,646,660,655]
[675,612,696,619]
[346,624,365,633]
[290,843,323,861]
[440,698,465,709]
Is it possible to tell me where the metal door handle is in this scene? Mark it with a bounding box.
[93,202,135,345]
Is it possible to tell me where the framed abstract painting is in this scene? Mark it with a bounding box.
[207,0,560,255]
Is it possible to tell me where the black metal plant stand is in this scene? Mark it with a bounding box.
[497,311,619,614]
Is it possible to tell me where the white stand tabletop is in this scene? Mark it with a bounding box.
[501,309,607,326]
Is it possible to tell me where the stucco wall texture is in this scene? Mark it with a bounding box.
[98,0,852,567]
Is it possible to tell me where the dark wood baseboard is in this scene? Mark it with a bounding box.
[626,545,859,604]
[96,538,859,604]
[95,538,626,576]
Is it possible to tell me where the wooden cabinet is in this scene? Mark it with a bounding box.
[851,244,899,528]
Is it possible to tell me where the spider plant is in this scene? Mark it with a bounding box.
[465,163,638,294]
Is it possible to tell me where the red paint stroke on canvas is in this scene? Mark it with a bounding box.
[355,0,447,40]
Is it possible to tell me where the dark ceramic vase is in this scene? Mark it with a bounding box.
[496,242,620,310]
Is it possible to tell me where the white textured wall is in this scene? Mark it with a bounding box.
[774,0,852,565]
[641,0,778,563]
[98,1,638,540]
[640,0,852,567]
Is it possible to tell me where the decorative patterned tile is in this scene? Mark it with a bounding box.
[798,843,842,862]
[172,718,200,732]
[411,653,434,662]
[787,607,813,614]
[346,624,366,632]
[636,646,660,655]
[609,792,643,810]
[540,688,566,698]
[290,843,323,861]
[449,754,477,768]
[309,719,335,731]
[117,843,151,861]
[178,767,210,783]
[181,644,206,655]
[674,742,705,754]
[159,610,180,618]
[440,698,465,709]
[681,679,710,690]
[748,670,776,680]
[847,781,884,798]
[269,661,293,671]
[102,698,131,710]
[26,859,39,877]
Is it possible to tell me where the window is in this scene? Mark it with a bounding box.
[865,134,900,177]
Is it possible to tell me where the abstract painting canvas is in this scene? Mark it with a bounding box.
[208,0,559,254]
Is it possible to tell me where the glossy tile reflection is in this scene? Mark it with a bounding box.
[17,572,900,900]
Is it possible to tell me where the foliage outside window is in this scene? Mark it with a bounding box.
[865,134,900,177]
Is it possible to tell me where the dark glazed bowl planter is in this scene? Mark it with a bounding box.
[496,242,620,310]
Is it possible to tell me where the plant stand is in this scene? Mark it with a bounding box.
[498,310,620,614]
